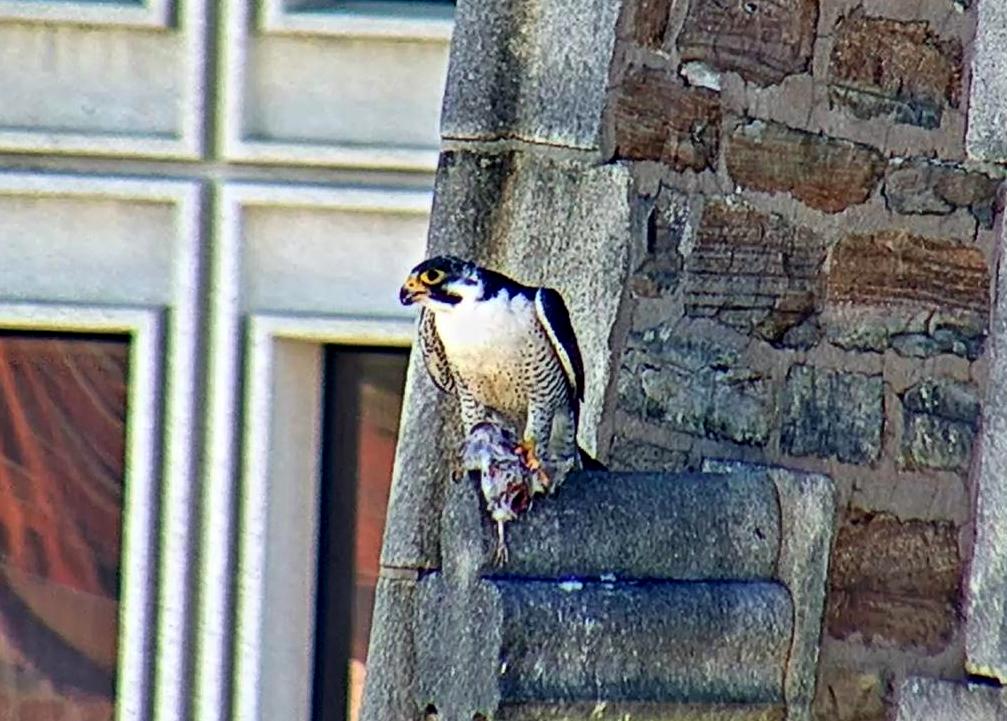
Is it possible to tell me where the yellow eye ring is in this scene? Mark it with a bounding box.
[420,268,445,284]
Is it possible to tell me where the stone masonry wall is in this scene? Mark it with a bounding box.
[599,1,1004,719]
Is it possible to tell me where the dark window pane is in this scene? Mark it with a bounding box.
[0,332,129,720]
[331,1,454,5]
[286,0,455,14]
[18,0,143,6]
[314,347,408,721]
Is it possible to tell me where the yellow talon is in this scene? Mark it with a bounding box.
[516,439,551,493]
[516,438,540,469]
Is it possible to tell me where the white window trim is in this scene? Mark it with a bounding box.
[233,314,411,721]
[196,181,428,721]
[0,303,161,721]
[0,0,205,159]
[0,172,204,721]
[0,0,171,29]
[219,0,449,171]
[260,0,453,40]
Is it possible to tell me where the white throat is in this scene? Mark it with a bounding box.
[433,291,534,354]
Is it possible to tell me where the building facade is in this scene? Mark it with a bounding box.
[3,0,1007,720]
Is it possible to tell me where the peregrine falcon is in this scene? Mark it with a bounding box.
[399,255,601,490]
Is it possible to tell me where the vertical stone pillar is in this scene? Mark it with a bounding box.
[963,0,1007,686]
[360,1,628,718]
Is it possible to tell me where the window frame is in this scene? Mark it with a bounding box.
[232,315,411,721]
[220,0,451,170]
[0,172,203,721]
[0,0,171,29]
[260,0,453,40]
[197,181,428,721]
[0,0,204,158]
[0,303,161,721]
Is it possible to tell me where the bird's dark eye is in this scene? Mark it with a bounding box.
[421,268,445,284]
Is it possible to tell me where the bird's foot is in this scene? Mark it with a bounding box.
[515,438,540,468]
[453,444,482,483]
[516,439,552,495]
[450,456,466,483]
[493,522,509,566]
[545,457,576,494]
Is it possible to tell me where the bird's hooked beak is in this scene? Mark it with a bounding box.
[399,273,427,306]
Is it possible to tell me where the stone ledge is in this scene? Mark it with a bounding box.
[416,574,792,718]
[896,677,1007,721]
[365,145,633,721]
[497,702,785,720]
[495,579,791,704]
[418,465,835,721]
[703,460,836,721]
[358,576,420,721]
[488,471,780,580]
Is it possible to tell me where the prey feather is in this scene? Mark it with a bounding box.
[459,421,537,565]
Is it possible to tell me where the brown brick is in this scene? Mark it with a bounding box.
[829,10,963,129]
[827,509,960,652]
[725,120,885,213]
[677,0,818,86]
[612,66,721,172]
[827,231,988,313]
[632,0,672,49]
[823,229,988,358]
[684,199,826,344]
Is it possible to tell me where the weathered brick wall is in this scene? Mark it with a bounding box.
[599,1,1004,719]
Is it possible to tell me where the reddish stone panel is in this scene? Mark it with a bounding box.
[827,231,988,313]
[827,509,960,652]
[829,9,963,129]
[823,229,988,358]
[612,66,721,172]
[632,0,672,49]
[677,0,818,85]
[725,120,885,213]
[684,199,826,344]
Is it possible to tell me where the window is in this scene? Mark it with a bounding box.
[284,0,455,15]
[0,331,129,718]
[313,346,409,721]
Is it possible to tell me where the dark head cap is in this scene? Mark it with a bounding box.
[400,255,479,306]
